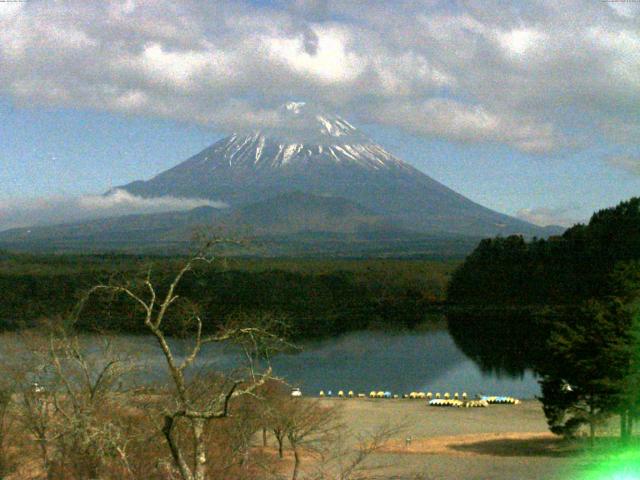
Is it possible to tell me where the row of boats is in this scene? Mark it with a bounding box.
[318,390,466,400]
[312,390,520,406]
[429,396,521,407]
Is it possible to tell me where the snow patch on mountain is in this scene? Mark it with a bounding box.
[284,101,306,114]
[255,101,367,144]
[187,101,412,171]
[203,132,411,171]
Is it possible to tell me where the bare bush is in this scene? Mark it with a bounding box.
[2,328,139,480]
[310,422,406,480]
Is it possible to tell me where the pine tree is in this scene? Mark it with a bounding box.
[538,299,633,445]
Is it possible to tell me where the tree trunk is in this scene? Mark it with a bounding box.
[291,447,300,480]
[263,427,268,447]
[192,418,208,480]
[37,439,53,480]
[621,410,629,444]
[628,414,634,438]
[589,401,595,448]
[163,416,194,480]
[276,434,284,459]
[243,446,250,470]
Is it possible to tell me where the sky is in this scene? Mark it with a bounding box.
[1,0,640,230]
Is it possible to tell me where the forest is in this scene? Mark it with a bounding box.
[0,252,454,338]
[447,198,640,307]
[447,197,640,441]
[446,197,640,368]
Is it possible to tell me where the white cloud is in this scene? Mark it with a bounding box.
[0,0,639,154]
[0,1,24,19]
[516,206,578,227]
[606,154,640,175]
[263,25,365,85]
[368,99,560,154]
[0,190,227,231]
[607,1,640,19]
[497,28,547,57]
[139,42,211,90]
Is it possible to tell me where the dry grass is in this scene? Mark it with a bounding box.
[311,399,591,480]
[2,396,618,480]
[380,431,573,457]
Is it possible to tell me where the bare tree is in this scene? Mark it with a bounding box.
[80,240,288,480]
[46,329,137,479]
[4,331,58,479]
[11,328,137,479]
[16,377,56,478]
[260,385,346,480]
[310,423,405,480]
[0,326,140,480]
[284,400,339,480]
[255,379,290,449]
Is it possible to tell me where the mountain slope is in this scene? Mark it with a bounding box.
[120,102,549,237]
[0,206,222,245]
[0,183,553,255]
[228,191,394,235]
[0,192,397,240]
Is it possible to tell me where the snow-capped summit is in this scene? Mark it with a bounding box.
[203,130,407,171]
[170,102,405,171]
[119,104,550,237]
[264,101,365,143]
[284,101,306,114]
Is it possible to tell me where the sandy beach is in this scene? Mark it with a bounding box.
[314,398,595,480]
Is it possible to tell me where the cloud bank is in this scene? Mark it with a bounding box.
[606,155,640,175]
[1,0,639,154]
[516,206,578,227]
[0,189,226,231]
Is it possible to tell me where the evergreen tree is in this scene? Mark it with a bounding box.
[538,299,633,445]
[610,261,640,443]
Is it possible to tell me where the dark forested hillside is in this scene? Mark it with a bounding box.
[448,197,640,307]
[446,197,640,374]
[0,253,453,337]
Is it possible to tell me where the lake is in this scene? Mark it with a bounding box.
[30,329,538,398]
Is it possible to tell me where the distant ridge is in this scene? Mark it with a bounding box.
[0,191,483,257]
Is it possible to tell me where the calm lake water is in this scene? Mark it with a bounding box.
[258,330,539,398]
[0,329,540,398]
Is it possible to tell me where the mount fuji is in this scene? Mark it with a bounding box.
[120,102,548,237]
[0,102,560,255]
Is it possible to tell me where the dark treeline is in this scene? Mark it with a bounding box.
[447,197,640,440]
[0,252,453,338]
[447,197,640,371]
[447,197,640,306]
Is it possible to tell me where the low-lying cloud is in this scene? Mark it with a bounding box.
[516,206,579,228]
[0,189,226,231]
[606,155,640,175]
